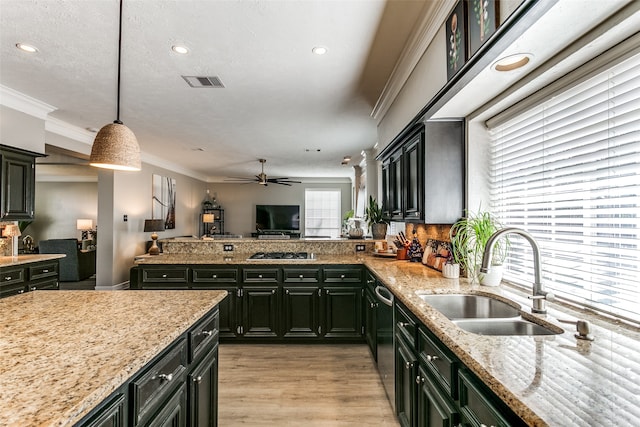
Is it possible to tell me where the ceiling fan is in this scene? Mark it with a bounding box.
[225,159,301,186]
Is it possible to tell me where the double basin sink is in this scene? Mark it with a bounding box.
[417,293,562,336]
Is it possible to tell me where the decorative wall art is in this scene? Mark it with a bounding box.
[467,0,499,57]
[446,0,467,80]
[152,174,176,229]
[421,239,452,272]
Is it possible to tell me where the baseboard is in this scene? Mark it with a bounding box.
[95,281,130,291]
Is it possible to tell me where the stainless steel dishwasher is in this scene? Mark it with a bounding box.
[375,283,395,411]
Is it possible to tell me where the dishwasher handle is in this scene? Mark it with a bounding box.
[375,285,394,307]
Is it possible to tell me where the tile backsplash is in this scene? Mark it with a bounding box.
[404,223,452,249]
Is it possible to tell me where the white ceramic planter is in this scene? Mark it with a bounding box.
[442,263,460,279]
[478,264,503,286]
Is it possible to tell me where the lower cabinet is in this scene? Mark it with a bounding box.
[76,308,220,427]
[394,301,526,427]
[0,259,59,298]
[130,264,365,343]
[363,273,377,360]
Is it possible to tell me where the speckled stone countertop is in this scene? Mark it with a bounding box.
[134,253,372,264]
[134,253,640,426]
[0,254,65,267]
[0,290,227,427]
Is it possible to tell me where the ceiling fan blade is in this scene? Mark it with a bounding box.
[275,182,292,186]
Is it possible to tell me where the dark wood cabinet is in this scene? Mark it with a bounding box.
[417,365,459,427]
[363,276,377,360]
[130,264,365,343]
[188,347,218,427]
[80,393,126,427]
[395,336,418,427]
[378,119,464,224]
[0,259,59,299]
[0,145,43,221]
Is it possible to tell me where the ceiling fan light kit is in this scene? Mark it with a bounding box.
[225,159,301,187]
[89,0,141,171]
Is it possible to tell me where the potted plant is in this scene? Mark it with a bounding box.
[449,210,509,285]
[365,196,388,240]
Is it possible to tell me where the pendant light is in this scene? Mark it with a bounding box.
[90,0,141,171]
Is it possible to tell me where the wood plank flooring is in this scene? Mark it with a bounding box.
[218,344,398,426]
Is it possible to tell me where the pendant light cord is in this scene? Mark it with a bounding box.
[115,0,123,124]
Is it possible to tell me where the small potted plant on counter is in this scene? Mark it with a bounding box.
[365,196,388,240]
[449,209,509,285]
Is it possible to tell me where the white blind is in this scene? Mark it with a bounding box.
[304,189,341,238]
[488,51,640,324]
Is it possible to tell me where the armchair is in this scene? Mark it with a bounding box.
[38,238,96,282]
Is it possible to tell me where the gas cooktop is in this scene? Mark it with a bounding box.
[248,252,309,260]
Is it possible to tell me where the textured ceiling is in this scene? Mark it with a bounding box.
[0,0,426,181]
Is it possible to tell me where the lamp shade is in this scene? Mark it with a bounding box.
[90,122,141,171]
[202,214,215,223]
[2,224,21,238]
[144,219,165,232]
[77,219,94,231]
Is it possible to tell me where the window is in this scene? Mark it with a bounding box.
[304,189,341,238]
[487,49,640,324]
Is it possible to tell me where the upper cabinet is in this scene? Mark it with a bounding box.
[0,145,43,221]
[379,120,464,224]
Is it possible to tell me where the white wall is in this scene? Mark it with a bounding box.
[206,181,352,236]
[0,106,45,153]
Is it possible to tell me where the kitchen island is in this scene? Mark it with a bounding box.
[133,251,640,426]
[0,289,227,426]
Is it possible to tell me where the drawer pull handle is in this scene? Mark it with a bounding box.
[162,274,168,278]
[193,375,202,384]
[340,274,345,279]
[258,274,263,278]
[18,290,24,294]
[271,289,276,294]
[426,355,439,362]
[212,274,217,279]
[299,274,304,279]
[42,269,49,273]
[5,276,11,281]
[30,286,36,291]
[397,322,409,328]
[157,373,173,382]
[416,375,426,384]
[370,302,376,308]
[202,330,214,336]
[405,361,414,369]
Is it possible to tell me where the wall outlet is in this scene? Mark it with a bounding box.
[223,244,234,251]
[355,244,366,252]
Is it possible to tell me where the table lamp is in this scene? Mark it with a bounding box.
[3,224,21,257]
[77,219,94,240]
[202,213,215,236]
[144,219,165,255]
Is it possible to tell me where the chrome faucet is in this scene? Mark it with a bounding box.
[480,227,554,314]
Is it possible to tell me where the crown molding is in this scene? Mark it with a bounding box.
[371,0,455,123]
[0,85,57,119]
[45,117,95,145]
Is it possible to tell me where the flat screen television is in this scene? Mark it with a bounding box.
[256,205,300,233]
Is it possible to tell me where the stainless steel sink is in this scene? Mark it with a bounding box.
[417,294,520,319]
[452,319,562,336]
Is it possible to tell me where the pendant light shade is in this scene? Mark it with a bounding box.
[90,121,141,170]
[89,0,141,172]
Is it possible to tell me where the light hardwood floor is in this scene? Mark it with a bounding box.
[218,344,398,426]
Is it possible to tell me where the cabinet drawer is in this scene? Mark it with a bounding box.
[142,267,189,283]
[192,267,238,283]
[395,303,417,347]
[1,268,25,285]
[28,262,58,280]
[0,282,27,298]
[189,309,219,362]
[131,339,187,425]
[419,327,458,398]
[322,267,362,283]
[283,268,320,283]
[28,278,59,291]
[243,268,279,282]
[458,369,512,427]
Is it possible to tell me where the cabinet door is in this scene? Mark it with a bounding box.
[1,150,35,220]
[417,365,459,427]
[403,131,424,221]
[241,285,279,337]
[395,337,417,427]
[323,286,362,338]
[458,369,513,427]
[78,393,126,427]
[390,150,404,221]
[282,285,321,338]
[188,347,218,427]
[147,384,187,427]
[381,161,391,218]
[363,286,377,360]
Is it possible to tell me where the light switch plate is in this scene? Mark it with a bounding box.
[355,244,366,252]
[223,244,234,251]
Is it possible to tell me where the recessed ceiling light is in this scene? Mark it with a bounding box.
[492,53,532,72]
[312,46,327,55]
[85,127,98,133]
[171,45,189,54]
[16,43,38,53]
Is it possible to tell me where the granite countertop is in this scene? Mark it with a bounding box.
[0,254,65,267]
[133,252,640,426]
[0,290,227,427]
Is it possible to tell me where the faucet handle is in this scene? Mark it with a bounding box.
[528,291,554,302]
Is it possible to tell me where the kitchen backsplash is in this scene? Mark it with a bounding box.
[404,223,451,249]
